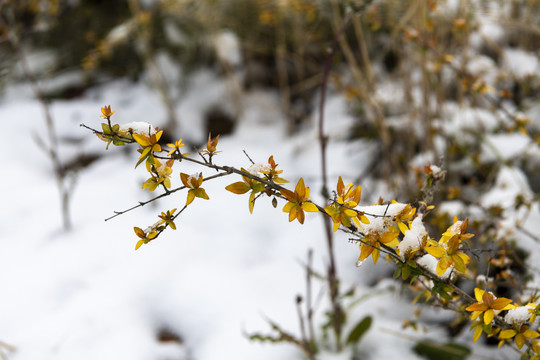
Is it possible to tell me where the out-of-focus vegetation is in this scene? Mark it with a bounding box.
[4,0,540,358]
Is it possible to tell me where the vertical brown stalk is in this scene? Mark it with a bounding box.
[2,10,72,230]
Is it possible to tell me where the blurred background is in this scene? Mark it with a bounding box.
[1,0,540,359]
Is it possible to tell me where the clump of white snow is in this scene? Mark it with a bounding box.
[398,216,427,260]
[505,304,534,325]
[503,48,539,78]
[119,122,158,136]
[247,163,271,175]
[357,203,408,235]
[481,166,533,209]
[417,254,453,280]
[212,30,242,67]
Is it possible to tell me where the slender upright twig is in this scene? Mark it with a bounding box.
[316,10,356,351]
[1,9,74,230]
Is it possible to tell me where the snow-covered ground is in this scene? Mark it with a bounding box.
[2,11,539,355]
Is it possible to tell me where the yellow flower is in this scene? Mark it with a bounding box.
[465,288,514,325]
[134,226,157,250]
[180,172,209,205]
[200,133,221,159]
[396,203,416,234]
[141,159,173,191]
[281,178,318,224]
[499,324,540,350]
[262,155,288,184]
[100,105,115,118]
[440,217,474,243]
[167,139,189,157]
[225,170,265,213]
[133,130,163,167]
[324,176,368,231]
[358,227,399,264]
[425,218,473,276]
[158,208,177,230]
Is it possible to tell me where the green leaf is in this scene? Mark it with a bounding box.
[412,342,470,360]
[225,182,250,194]
[194,188,209,200]
[101,123,111,134]
[163,178,171,189]
[345,316,372,345]
[393,265,402,279]
[402,264,411,280]
[432,282,452,301]
[252,182,265,193]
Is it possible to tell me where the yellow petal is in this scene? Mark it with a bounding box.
[492,298,513,310]
[134,227,145,238]
[483,309,495,324]
[324,206,337,217]
[283,202,294,213]
[343,208,357,217]
[139,146,152,159]
[297,209,305,224]
[381,231,399,247]
[473,325,483,343]
[195,188,209,200]
[358,243,373,262]
[359,215,370,224]
[133,133,150,146]
[524,330,540,339]
[295,178,306,199]
[288,206,298,222]
[186,190,195,205]
[515,334,526,349]
[469,310,483,320]
[280,188,295,202]
[398,222,409,235]
[499,329,517,339]
[425,246,446,258]
[371,247,380,264]
[337,176,344,195]
[249,192,255,214]
[458,252,470,265]
[302,202,319,213]
[436,256,451,276]
[474,288,485,303]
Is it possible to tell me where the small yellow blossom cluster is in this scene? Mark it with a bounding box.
[134,208,177,250]
[465,288,540,354]
[92,106,220,249]
[425,217,473,276]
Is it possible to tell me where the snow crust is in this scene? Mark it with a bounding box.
[119,121,157,136]
[504,304,534,325]
[398,216,427,259]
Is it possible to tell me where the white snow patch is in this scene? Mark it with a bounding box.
[119,121,157,136]
[357,203,407,235]
[481,166,533,209]
[417,254,452,280]
[503,48,540,78]
[212,30,242,67]
[505,304,534,325]
[398,216,427,259]
[481,133,532,163]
